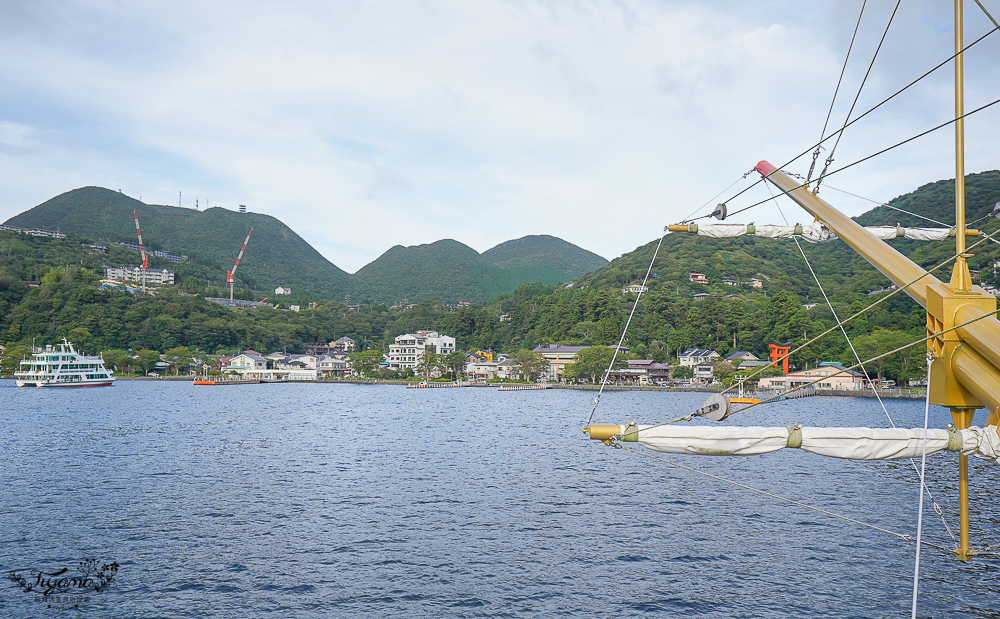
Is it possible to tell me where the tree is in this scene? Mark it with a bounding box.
[511,349,546,382]
[102,349,132,375]
[135,349,161,375]
[847,328,913,384]
[712,360,737,385]
[672,365,694,380]
[571,321,601,344]
[1,343,31,375]
[164,346,193,375]
[443,350,467,380]
[564,345,626,384]
[67,327,94,354]
[417,350,442,380]
[348,350,384,378]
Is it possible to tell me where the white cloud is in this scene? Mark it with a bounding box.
[0,0,998,272]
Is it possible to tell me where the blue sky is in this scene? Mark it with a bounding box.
[1,0,998,272]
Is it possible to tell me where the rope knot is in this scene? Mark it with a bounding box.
[786,425,803,448]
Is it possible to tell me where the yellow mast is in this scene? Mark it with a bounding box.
[590,0,998,561]
[950,0,973,562]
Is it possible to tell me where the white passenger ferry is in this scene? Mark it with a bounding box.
[14,339,116,387]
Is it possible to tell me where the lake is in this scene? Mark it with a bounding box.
[0,380,996,618]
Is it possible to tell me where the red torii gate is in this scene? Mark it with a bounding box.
[768,340,791,375]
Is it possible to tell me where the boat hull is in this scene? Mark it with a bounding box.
[16,380,115,387]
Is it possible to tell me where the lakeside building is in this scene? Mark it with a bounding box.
[223,351,320,380]
[532,344,585,381]
[105,266,175,285]
[609,359,672,385]
[758,363,865,391]
[386,330,456,370]
[301,337,356,356]
[678,348,720,368]
[466,361,500,381]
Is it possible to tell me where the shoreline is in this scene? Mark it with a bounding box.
[3,376,926,399]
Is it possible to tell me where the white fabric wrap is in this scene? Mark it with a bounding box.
[903,227,952,241]
[692,223,953,243]
[798,427,952,459]
[797,222,837,244]
[752,224,798,240]
[637,425,790,456]
[635,426,1000,464]
[863,226,899,240]
[696,224,752,239]
[962,426,1000,464]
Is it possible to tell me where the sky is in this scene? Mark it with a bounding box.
[1,0,998,273]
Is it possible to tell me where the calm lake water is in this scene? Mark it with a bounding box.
[0,380,997,618]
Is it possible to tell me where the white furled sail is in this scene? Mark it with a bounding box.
[673,222,964,244]
[594,424,1000,464]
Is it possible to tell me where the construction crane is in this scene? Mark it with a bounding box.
[227,228,253,301]
[133,210,148,292]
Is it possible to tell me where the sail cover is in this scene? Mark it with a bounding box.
[679,222,957,244]
[634,425,1000,464]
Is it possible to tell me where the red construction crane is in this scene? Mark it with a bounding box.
[133,210,148,269]
[227,227,253,301]
[133,210,149,291]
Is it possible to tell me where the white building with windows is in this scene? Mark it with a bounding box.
[386,330,457,370]
[678,348,720,368]
[105,266,175,285]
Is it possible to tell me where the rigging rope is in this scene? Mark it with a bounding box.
[713,224,1000,401]
[730,305,1000,417]
[585,230,667,427]
[612,441,955,554]
[711,95,1000,224]
[911,354,934,619]
[808,0,868,185]
[702,24,998,221]
[823,185,950,227]
[678,171,755,224]
[623,228,1000,435]
[974,0,1000,30]
[814,0,902,194]
[767,183,957,542]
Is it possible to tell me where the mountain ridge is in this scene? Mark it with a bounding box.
[3,187,607,303]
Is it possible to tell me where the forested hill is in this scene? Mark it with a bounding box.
[5,187,352,299]
[3,188,606,303]
[352,236,608,304]
[575,169,1000,307]
[481,235,607,282]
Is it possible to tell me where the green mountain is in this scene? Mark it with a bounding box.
[575,169,1000,305]
[352,239,505,304]
[351,236,607,304]
[4,187,352,298]
[481,234,608,282]
[3,187,608,303]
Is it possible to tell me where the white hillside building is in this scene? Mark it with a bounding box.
[387,330,456,370]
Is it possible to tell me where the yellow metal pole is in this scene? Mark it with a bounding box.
[951,0,972,562]
[951,406,974,560]
[952,0,973,292]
